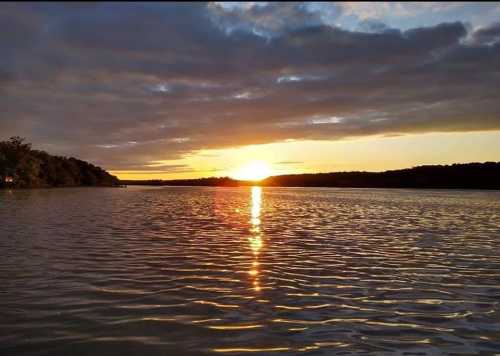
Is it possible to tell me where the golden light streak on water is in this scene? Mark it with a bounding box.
[248,186,262,292]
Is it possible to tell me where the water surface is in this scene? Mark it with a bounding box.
[1,186,500,355]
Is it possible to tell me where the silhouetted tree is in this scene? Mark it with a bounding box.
[261,163,500,189]
[122,162,500,190]
[0,137,119,188]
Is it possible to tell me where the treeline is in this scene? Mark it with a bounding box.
[123,162,500,190]
[0,137,119,188]
[261,162,500,189]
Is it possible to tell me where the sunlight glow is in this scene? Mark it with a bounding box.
[231,161,273,181]
[112,132,500,181]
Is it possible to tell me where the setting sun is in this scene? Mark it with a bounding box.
[231,161,273,181]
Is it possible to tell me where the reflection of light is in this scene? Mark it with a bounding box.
[251,186,261,219]
[249,236,262,255]
[249,186,263,292]
[253,280,261,292]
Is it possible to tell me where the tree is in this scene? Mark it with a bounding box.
[0,137,119,188]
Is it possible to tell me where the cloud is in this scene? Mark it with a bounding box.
[337,2,500,30]
[469,21,500,45]
[0,3,499,171]
[208,2,333,37]
[356,19,398,34]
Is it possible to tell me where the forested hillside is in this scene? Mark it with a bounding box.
[0,137,119,188]
[123,162,500,190]
[261,162,500,189]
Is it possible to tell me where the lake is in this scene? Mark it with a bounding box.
[1,186,500,355]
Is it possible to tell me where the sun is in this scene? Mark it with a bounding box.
[231,161,273,181]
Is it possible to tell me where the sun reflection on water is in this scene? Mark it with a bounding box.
[248,186,262,292]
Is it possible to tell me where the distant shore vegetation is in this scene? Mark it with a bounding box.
[122,162,500,190]
[0,137,119,188]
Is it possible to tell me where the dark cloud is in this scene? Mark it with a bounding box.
[0,3,499,172]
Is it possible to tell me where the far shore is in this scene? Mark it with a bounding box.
[119,162,500,190]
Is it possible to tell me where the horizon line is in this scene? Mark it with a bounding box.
[118,160,500,182]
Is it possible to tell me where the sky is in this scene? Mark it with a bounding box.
[1,2,500,179]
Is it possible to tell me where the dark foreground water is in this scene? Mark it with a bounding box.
[1,186,500,355]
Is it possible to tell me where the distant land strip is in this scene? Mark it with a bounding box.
[121,162,500,190]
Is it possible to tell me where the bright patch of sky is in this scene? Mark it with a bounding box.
[276,75,325,83]
[310,116,344,125]
[151,83,171,93]
[114,131,500,180]
[216,2,500,33]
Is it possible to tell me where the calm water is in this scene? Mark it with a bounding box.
[1,186,500,355]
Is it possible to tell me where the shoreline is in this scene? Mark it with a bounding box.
[119,184,500,191]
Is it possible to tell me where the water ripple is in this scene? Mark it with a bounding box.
[1,186,500,355]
